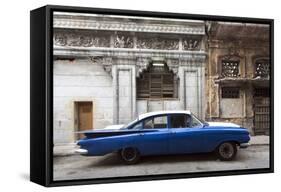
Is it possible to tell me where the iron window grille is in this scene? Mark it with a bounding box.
[254,88,270,97]
[255,59,270,78]
[221,60,239,78]
[221,87,240,98]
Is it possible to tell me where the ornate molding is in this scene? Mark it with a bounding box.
[182,38,201,50]
[90,56,113,76]
[136,58,151,77]
[87,55,206,77]
[54,14,205,35]
[166,59,180,76]
[178,55,206,66]
[220,54,241,61]
[54,33,67,46]
[137,37,179,50]
[54,32,110,47]
[136,58,181,77]
[114,34,134,48]
[54,31,203,51]
[55,46,206,62]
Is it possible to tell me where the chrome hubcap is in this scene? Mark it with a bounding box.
[122,148,137,161]
[219,143,234,159]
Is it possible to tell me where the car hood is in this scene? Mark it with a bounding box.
[207,122,241,128]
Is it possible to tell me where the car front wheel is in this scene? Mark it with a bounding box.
[216,142,237,161]
[119,147,140,164]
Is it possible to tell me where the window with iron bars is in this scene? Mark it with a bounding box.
[137,63,178,99]
[221,60,240,78]
[254,88,270,97]
[255,59,270,78]
[221,87,240,98]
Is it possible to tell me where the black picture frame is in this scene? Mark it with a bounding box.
[30,5,274,187]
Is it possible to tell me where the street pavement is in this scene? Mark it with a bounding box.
[53,145,270,181]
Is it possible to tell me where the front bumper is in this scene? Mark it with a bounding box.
[75,148,88,155]
[240,143,250,149]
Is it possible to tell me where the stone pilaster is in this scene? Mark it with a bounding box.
[112,58,137,124]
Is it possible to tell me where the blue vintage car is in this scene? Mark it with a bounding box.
[76,110,250,164]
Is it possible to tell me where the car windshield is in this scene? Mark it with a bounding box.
[121,118,139,129]
[191,113,208,126]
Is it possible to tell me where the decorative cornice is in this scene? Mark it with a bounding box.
[53,14,205,35]
[208,39,270,49]
[55,46,207,61]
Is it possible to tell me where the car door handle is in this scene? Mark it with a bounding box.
[171,131,176,134]
[140,133,144,136]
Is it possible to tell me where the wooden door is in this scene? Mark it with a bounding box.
[77,102,93,139]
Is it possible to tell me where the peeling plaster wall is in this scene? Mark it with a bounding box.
[206,27,270,135]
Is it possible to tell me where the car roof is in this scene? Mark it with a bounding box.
[138,110,191,120]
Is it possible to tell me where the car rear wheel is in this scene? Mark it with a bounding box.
[216,142,237,161]
[119,147,140,164]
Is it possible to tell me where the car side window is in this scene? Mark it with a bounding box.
[170,114,191,128]
[144,115,168,129]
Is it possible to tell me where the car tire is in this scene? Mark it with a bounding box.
[216,142,237,161]
[119,147,140,165]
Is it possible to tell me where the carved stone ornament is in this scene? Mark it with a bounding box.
[114,35,134,48]
[137,37,179,50]
[136,58,151,77]
[54,31,204,51]
[54,32,110,48]
[166,59,179,76]
[90,56,113,76]
[182,38,201,50]
[54,33,67,46]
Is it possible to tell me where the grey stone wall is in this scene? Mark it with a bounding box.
[53,58,113,144]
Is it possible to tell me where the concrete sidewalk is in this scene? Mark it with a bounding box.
[250,135,270,145]
[53,135,270,157]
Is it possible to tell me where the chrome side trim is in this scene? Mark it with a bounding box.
[240,143,250,148]
[75,148,88,155]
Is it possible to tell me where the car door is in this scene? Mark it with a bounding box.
[137,115,169,155]
[168,114,205,154]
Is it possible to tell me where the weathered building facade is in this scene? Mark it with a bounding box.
[205,22,270,135]
[53,12,270,146]
[53,12,206,144]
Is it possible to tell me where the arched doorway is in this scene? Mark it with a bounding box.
[137,61,179,113]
